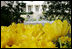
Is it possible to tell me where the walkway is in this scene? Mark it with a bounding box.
[24,20,54,25]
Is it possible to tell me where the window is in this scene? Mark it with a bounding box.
[35,5,39,12]
[28,6,32,12]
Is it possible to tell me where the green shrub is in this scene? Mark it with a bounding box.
[20,11,33,15]
[20,12,27,15]
[27,11,33,14]
[39,19,42,21]
[33,19,36,21]
[25,18,28,21]
[42,11,47,15]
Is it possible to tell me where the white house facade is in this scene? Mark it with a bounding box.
[19,1,46,19]
[1,1,48,19]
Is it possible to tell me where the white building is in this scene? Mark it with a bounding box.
[19,1,47,19]
[1,1,48,19]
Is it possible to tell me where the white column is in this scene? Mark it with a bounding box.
[39,5,42,14]
[26,4,28,12]
[32,5,35,13]
[32,5,36,19]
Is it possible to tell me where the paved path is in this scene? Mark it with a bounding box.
[24,21,54,25]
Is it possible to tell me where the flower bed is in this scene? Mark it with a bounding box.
[1,19,71,48]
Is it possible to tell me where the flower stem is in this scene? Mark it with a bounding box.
[59,38,62,48]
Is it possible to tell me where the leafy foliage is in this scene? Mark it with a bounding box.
[43,1,71,22]
[1,1,25,26]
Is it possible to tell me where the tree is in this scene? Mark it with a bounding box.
[42,5,47,12]
[43,1,71,21]
[1,1,25,26]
